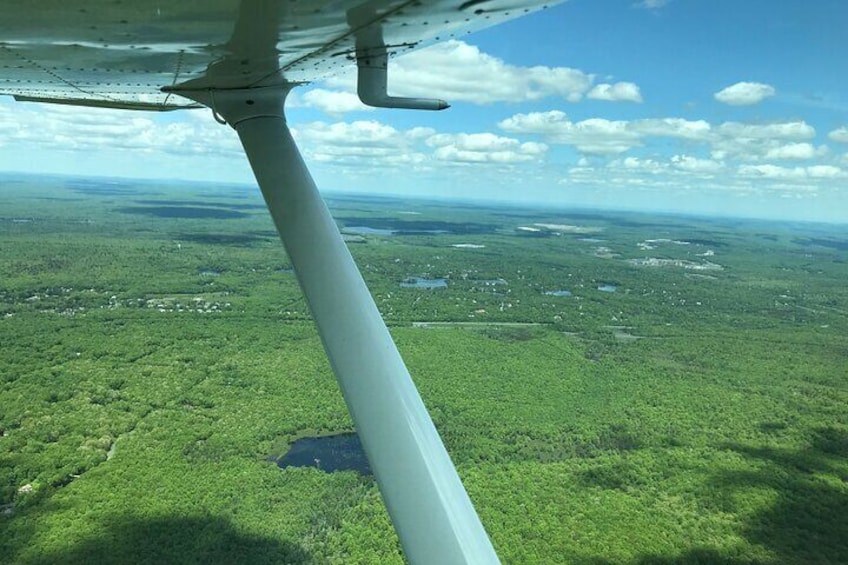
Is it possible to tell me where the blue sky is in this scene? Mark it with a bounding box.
[1,0,846,222]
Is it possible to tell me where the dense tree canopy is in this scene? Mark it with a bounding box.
[1,176,846,563]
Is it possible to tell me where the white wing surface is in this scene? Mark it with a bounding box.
[0,0,553,109]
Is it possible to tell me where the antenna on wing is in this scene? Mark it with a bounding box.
[350,4,449,111]
[357,46,449,110]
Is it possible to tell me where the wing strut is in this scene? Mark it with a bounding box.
[177,85,499,565]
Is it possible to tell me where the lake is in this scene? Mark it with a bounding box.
[275,432,371,475]
[401,277,448,289]
[544,290,572,297]
[343,226,396,236]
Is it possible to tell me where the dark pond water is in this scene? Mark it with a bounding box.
[400,277,448,289]
[343,226,397,236]
[795,237,848,251]
[66,179,159,196]
[544,290,572,297]
[134,199,266,210]
[276,433,371,475]
[177,232,272,246]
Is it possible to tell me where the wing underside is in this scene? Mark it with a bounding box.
[0,0,552,110]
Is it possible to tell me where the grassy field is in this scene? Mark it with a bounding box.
[1,174,846,563]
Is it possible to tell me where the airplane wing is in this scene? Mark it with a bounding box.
[0,2,558,564]
[0,0,553,109]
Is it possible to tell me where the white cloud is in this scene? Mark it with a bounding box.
[807,165,846,178]
[717,121,815,140]
[300,89,372,115]
[316,41,647,110]
[738,165,804,180]
[293,120,430,167]
[297,120,399,147]
[497,112,827,163]
[714,82,776,106]
[587,82,643,103]
[671,155,724,173]
[828,126,848,143]
[324,40,595,105]
[499,110,831,165]
[292,121,549,169]
[711,121,819,161]
[499,112,715,155]
[0,101,241,157]
[635,0,670,8]
[738,164,845,180]
[499,111,641,154]
[426,132,547,163]
[631,118,712,140]
[406,126,437,140]
[764,142,820,160]
[609,156,665,173]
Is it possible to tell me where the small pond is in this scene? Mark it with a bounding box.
[276,432,371,475]
[598,284,617,293]
[343,226,397,236]
[544,290,572,297]
[400,277,448,289]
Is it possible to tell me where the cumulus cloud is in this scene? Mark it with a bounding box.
[630,118,711,140]
[608,155,726,176]
[634,0,670,8]
[0,101,241,157]
[717,121,814,140]
[498,109,833,168]
[324,40,608,105]
[738,164,845,179]
[714,82,776,106]
[609,156,665,173]
[499,112,716,155]
[828,126,848,143]
[426,132,547,163]
[807,165,846,178]
[293,120,429,166]
[499,111,641,154]
[671,155,724,173]
[316,40,647,108]
[764,142,822,160]
[292,121,550,169]
[298,120,399,147]
[587,82,643,103]
[711,121,821,161]
[300,89,372,115]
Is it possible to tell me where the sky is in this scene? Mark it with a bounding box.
[1,0,847,223]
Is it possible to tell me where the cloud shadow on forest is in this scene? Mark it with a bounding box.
[633,426,848,564]
[116,206,249,220]
[175,231,275,247]
[133,199,267,211]
[334,216,497,235]
[16,514,311,565]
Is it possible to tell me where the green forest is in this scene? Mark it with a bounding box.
[1,174,846,564]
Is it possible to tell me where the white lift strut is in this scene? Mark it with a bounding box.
[179,85,499,565]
